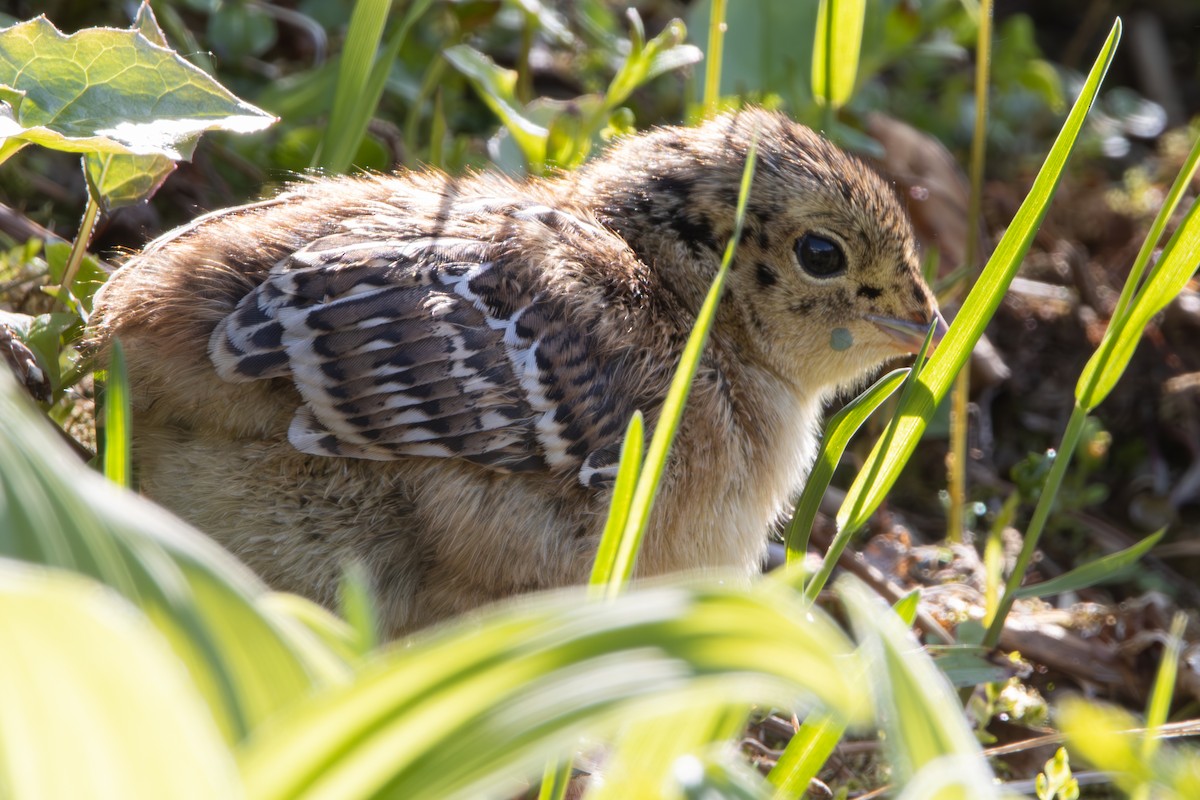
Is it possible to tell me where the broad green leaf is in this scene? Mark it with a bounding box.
[43,239,107,312]
[836,20,1121,537]
[0,310,75,396]
[0,14,274,163]
[841,578,998,799]
[0,368,349,744]
[781,367,908,568]
[240,580,865,800]
[812,0,866,107]
[0,559,241,799]
[79,1,183,208]
[1011,528,1164,600]
[84,150,177,210]
[102,339,131,488]
[444,44,549,172]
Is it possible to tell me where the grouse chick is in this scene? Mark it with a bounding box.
[91,109,945,635]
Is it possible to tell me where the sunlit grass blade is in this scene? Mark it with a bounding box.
[0,559,241,799]
[594,704,748,800]
[780,367,908,573]
[101,338,131,488]
[840,577,999,799]
[606,139,759,591]
[239,580,865,800]
[766,711,845,800]
[807,323,937,603]
[588,411,643,595]
[1140,612,1187,774]
[835,19,1121,539]
[1101,126,1200,337]
[0,368,349,744]
[812,0,865,108]
[1076,183,1200,410]
[1011,528,1164,600]
[701,0,727,113]
[314,0,389,173]
[986,93,1194,651]
[537,758,572,800]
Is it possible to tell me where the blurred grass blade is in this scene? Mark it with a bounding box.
[102,338,131,488]
[588,411,644,595]
[1141,612,1187,767]
[240,580,865,800]
[766,711,845,800]
[893,589,920,627]
[316,0,388,173]
[781,367,908,570]
[607,140,758,590]
[892,755,1007,800]
[702,0,727,112]
[836,19,1121,538]
[319,0,435,174]
[1011,528,1164,600]
[0,559,241,799]
[537,758,572,800]
[811,0,866,108]
[0,368,349,744]
[595,704,748,800]
[1076,189,1200,410]
[840,578,997,798]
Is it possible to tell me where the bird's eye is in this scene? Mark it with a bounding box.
[795,234,846,278]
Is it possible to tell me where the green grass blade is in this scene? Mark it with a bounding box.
[101,338,131,488]
[812,0,866,109]
[1076,186,1200,410]
[1141,612,1187,769]
[835,19,1121,538]
[1104,128,1200,336]
[239,580,865,800]
[537,758,572,800]
[766,711,845,800]
[840,578,998,798]
[781,367,908,572]
[702,0,727,113]
[316,0,388,172]
[0,368,349,744]
[1011,528,1164,600]
[588,411,644,595]
[0,559,241,799]
[608,139,759,588]
[594,704,748,800]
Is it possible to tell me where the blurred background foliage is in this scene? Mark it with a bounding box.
[2,0,1195,252]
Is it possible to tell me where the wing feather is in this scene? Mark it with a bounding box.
[208,209,640,486]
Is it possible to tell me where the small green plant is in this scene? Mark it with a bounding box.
[1036,748,1080,800]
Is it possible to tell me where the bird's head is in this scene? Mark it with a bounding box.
[577,108,946,396]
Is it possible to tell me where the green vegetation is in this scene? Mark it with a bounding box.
[2,1,1199,798]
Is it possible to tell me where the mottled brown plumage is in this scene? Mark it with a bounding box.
[91,109,944,635]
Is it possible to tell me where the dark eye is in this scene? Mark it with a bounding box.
[796,233,846,278]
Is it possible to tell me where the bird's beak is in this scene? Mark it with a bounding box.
[866,310,949,355]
